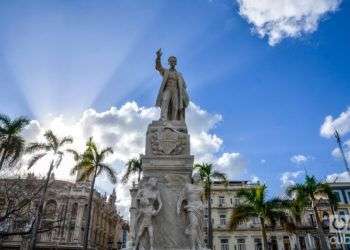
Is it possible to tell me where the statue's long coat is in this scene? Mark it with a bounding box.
[155,70,189,110]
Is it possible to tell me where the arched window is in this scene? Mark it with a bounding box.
[322,212,330,227]
[83,204,88,220]
[44,200,57,219]
[71,203,78,219]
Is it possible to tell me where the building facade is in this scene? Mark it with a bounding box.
[209,181,342,250]
[0,174,128,250]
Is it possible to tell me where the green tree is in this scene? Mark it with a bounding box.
[194,163,227,249]
[0,114,29,170]
[287,175,337,250]
[26,130,73,250]
[230,184,292,250]
[70,138,116,250]
[122,156,142,184]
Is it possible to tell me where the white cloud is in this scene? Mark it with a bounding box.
[251,175,260,183]
[237,0,342,45]
[331,140,350,162]
[326,171,350,183]
[280,171,303,187]
[290,154,309,165]
[20,101,244,217]
[260,159,266,164]
[216,152,246,178]
[320,107,350,138]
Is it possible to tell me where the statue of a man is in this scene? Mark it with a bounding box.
[177,174,207,250]
[155,49,189,121]
[134,177,162,250]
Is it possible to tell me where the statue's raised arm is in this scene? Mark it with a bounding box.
[155,48,165,76]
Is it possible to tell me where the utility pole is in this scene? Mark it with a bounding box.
[334,129,350,174]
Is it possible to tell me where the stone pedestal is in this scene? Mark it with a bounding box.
[133,120,196,250]
[142,155,194,249]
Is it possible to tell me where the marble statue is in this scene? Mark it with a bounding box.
[177,174,207,250]
[134,177,162,250]
[155,49,189,121]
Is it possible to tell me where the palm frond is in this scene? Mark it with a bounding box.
[122,158,142,183]
[27,153,47,169]
[44,130,59,150]
[66,149,80,161]
[11,117,30,132]
[0,114,11,127]
[78,166,95,182]
[100,163,117,184]
[25,143,50,154]
[230,204,257,229]
[70,159,93,176]
[59,136,73,147]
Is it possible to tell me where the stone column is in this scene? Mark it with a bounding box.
[73,203,85,242]
[129,183,138,243]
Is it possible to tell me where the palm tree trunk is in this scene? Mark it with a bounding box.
[0,136,11,170]
[137,169,141,183]
[207,185,213,249]
[30,161,54,250]
[260,217,268,250]
[312,200,329,250]
[83,167,97,250]
[0,148,7,170]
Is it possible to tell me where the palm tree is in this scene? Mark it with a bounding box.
[287,175,337,250]
[194,163,227,249]
[70,138,116,250]
[122,156,142,184]
[0,114,29,170]
[26,130,73,250]
[230,184,292,250]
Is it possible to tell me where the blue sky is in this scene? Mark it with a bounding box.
[0,0,349,199]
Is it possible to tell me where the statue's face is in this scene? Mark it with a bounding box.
[168,57,177,68]
[192,173,201,184]
[149,177,157,187]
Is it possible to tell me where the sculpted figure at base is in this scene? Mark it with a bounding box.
[177,174,208,250]
[155,49,189,121]
[134,177,162,250]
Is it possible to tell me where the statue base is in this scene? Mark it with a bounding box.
[139,154,194,250]
[130,120,207,250]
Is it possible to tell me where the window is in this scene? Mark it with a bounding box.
[322,212,329,227]
[299,236,307,250]
[283,236,291,250]
[314,236,321,250]
[230,198,233,205]
[252,217,259,224]
[219,196,225,206]
[237,238,246,250]
[333,191,343,203]
[220,214,226,225]
[234,198,240,206]
[254,238,262,250]
[270,236,278,250]
[220,238,229,250]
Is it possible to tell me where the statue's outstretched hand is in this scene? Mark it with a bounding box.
[156,48,162,57]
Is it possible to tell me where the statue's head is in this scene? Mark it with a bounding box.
[192,173,201,184]
[148,177,158,188]
[168,56,177,68]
